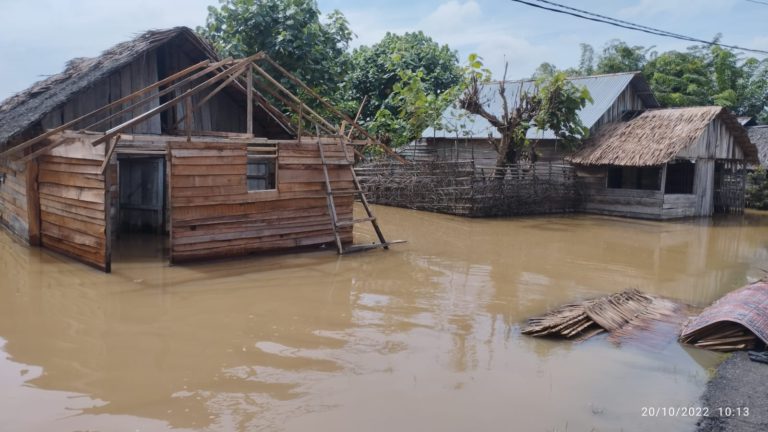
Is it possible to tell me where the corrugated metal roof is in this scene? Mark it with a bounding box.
[423,72,658,140]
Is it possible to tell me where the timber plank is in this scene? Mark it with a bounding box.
[41,211,105,237]
[172,164,246,175]
[42,221,105,248]
[171,174,244,188]
[39,170,104,189]
[40,183,105,204]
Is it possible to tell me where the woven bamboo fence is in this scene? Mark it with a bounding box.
[355,161,582,217]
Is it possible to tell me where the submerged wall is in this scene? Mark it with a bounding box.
[0,160,30,243]
[356,161,581,218]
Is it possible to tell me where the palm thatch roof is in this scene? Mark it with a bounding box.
[0,27,217,148]
[747,125,768,168]
[568,106,759,166]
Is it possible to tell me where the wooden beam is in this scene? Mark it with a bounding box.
[250,63,338,134]
[169,58,252,131]
[81,57,234,132]
[185,95,193,142]
[15,137,73,165]
[348,96,367,140]
[0,60,211,160]
[260,55,405,162]
[100,135,121,174]
[247,65,254,136]
[26,159,41,246]
[90,56,261,147]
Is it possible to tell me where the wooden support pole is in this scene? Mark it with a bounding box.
[185,95,193,142]
[100,135,121,174]
[297,103,303,143]
[25,159,40,246]
[0,60,211,160]
[247,65,254,136]
[260,55,405,162]
[348,96,367,140]
[170,59,253,131]
[250,63,337,133]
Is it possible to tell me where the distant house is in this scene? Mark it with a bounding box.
[0,27,392,272]
[568,107,759,219]
[401,72,659,164]
[746,125,768,169]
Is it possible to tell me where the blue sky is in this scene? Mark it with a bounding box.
[1,0,766,100]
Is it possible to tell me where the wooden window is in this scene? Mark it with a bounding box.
[664,160,696,194]
[247,156,276,191]
[607,166,661,190]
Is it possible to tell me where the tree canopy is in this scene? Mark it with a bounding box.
[534,37,768,123]
[198,0,353,94]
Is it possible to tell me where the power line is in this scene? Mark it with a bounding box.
[745,0,768,6]
[508,0,768,55]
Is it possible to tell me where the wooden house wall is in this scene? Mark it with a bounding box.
[577,166,665,219]
[414,138,566,165]
[40,51,162,135]
[0,160,30,242]
[591,85,646,132]
[38,46,266,138]
[168,138,354,263]
[37,139,109,271]
[677,118,744,160]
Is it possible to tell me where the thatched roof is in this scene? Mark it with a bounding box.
[568,106,759,166]
[0,27,217,147]
[747,125,768,167]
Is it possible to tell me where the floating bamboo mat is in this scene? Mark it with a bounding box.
[680,282,768,352]
[522,289,687,346]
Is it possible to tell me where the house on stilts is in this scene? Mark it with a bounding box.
[0,27,400,273]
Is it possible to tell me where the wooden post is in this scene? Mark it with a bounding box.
[247,65,254,136]
[297,103,303,143]
[25,159,41,246]
[104,158,113,274]
[185,94,193,142]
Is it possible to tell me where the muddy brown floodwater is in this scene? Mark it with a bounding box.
[2,206,768,432]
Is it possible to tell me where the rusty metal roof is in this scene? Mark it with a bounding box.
[681,281,768,346]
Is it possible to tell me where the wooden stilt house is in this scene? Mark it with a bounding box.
[568,107,759,219]
[0,27,401,272]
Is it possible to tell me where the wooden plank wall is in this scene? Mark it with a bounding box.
[169,138,354,263]
[0,160,29,242]
[576,167,665,219]
[37,140,109,271]
[40,51,161,135]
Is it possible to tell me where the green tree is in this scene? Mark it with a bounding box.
[595,40,653,74]
[198,0,353,94]
[460,69,592,169]
[644,50,712,106]
[345,32,462,123]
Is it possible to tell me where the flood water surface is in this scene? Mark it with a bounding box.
[2,206,768,431]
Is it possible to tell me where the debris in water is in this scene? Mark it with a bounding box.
[521,289,683,342]
[680,281,768,352]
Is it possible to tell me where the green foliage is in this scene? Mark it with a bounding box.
[347,32,464,148]
[556,37,768,122]
[345,31,462,123]
[198,0,353,94]
[595,39,653,74]
[533,72,593,150]
[747,167,768,210]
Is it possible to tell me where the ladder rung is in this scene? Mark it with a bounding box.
[335,216,376,228]
[342,240,407,254]
[331,189,364,196]
[322,160,353,166]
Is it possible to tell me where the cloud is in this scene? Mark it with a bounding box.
[618,0,738,18]
[420,0,482,31]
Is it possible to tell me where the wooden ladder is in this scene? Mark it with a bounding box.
[316,134,402,254]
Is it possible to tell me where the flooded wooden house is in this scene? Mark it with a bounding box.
[402,72,659,164]
[0,27,397,272]
[568,107,759,219]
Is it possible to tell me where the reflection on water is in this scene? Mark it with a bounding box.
[1,207,767,431]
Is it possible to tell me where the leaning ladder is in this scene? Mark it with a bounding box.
[316,134,402,254]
